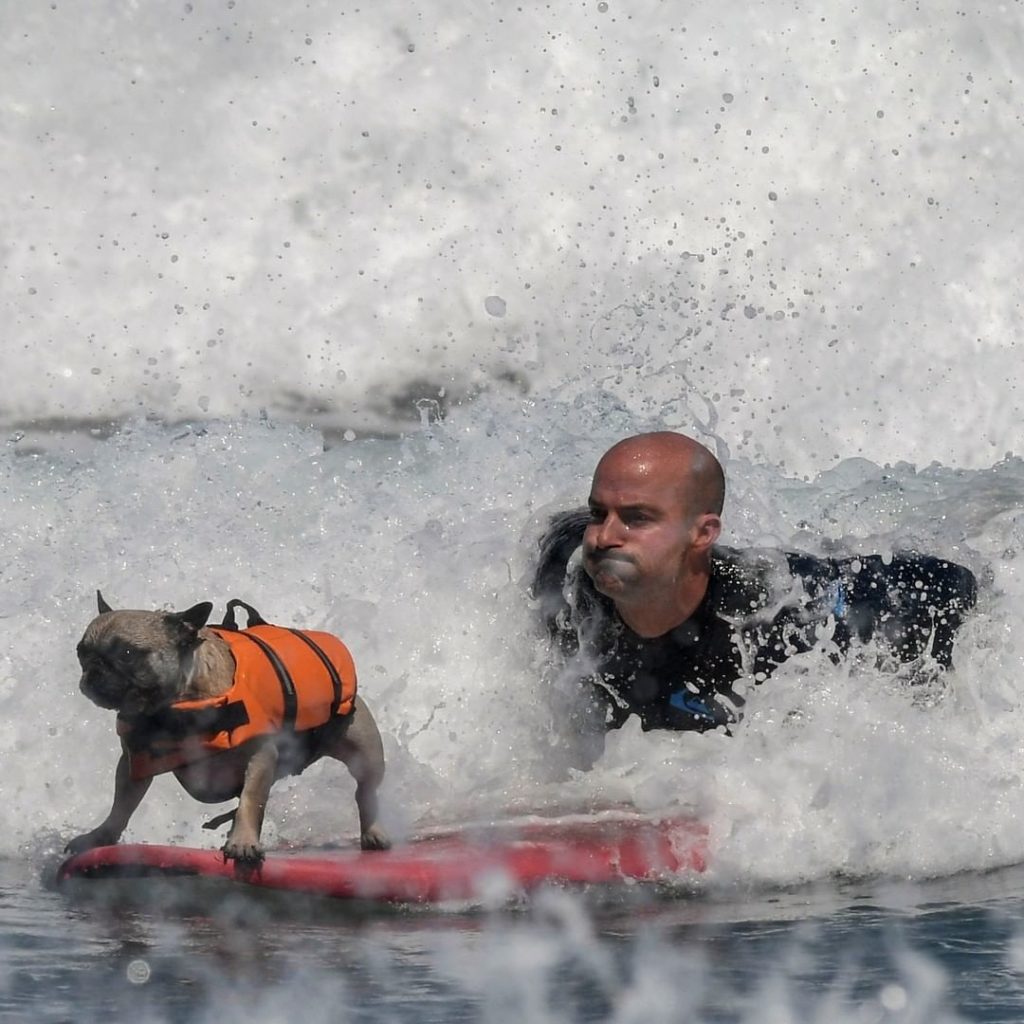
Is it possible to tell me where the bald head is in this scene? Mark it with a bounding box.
[584,432,725,634]
[595,432,725,520]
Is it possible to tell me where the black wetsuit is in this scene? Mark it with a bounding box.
[532,509,978,734]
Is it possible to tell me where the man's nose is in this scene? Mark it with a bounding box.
[590,514,624,548]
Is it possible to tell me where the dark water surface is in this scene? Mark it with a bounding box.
[6,856,1024,1023]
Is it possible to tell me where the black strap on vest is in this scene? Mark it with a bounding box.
[215,598,344,727]
[233,630,299,729]
[217,598,297,727]
[287,628,344,716]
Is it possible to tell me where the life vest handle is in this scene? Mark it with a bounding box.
[220,599,269,631]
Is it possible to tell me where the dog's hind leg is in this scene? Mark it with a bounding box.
[323,695,391,850]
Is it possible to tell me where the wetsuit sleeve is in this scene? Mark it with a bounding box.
[839,554,977,668]
[530,508,632,743]
[530,507,590,653]
[748,551,978,674]
[924,559,977,666]
[744,610,823,681]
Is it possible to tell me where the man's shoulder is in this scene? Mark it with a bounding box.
[531,508,588,586]
[709,545,836,618]
[530,506,594,644]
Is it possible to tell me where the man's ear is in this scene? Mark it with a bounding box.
[692,513,721,552]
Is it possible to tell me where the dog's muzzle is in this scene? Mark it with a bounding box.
[79,673,124,710]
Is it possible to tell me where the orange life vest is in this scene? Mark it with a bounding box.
[117,625,358,781]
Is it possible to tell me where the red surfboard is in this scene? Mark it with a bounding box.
[57,816,708,904]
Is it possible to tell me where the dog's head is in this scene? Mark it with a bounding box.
[77,592,214,717]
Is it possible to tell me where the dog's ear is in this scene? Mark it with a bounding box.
[171,602,214,636]
[97,590,113,614]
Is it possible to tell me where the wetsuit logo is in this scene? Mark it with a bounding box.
[668,689,717,723]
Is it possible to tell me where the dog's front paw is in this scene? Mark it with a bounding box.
[360,825,391,851]
[65,827,119,855]
[222,837,265,867]
[222,821,264,865]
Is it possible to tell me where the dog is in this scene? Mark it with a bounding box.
[66,593,390,864]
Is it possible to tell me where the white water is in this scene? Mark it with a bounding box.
[5,0,1023,472]
[3,0,1024,1001]
[4,406,1024,895]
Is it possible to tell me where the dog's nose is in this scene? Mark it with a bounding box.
[79,672,116,709]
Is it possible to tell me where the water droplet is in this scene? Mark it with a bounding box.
[126,960,151,985]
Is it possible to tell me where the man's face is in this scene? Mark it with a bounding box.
[581,450,695,604]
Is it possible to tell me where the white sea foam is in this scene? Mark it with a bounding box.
[2,0,1024,906]
[4,404,1024,897]
[3,0,1022,475]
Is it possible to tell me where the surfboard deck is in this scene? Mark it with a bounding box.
[57,815,708,904]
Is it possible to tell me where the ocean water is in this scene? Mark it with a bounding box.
[3,0,1024,1020]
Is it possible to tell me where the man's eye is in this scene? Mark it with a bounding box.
[588,509,606,523]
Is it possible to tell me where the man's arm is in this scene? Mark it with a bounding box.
[838,553,978,669]
[530,508,590,651]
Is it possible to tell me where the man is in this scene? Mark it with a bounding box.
[532,432,977,737]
